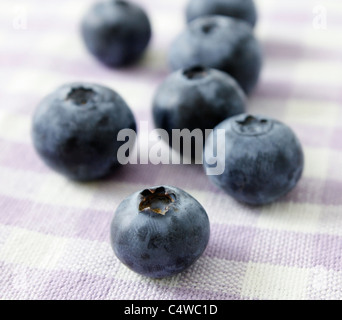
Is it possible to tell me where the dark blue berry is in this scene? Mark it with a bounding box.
[186,0,258,28]
[169,16,263,95]
[110,186,210,278]
[153,66,246,135]
[81,0,152,67]
[204,114,304,205]
[32,82,136,181]
[153,66,246,157]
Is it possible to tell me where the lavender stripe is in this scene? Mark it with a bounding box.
[262,40,342,61]
[0,195,112,241]
[0,262,243,300]
[330,128,342,150]
[284,178,342,206]
[249,229,342,271]
[41,270,115,300]
[254,79,341,104]
[266,10,342,27]
[0,140,50,173]
[322,179,342,206]
[0,53,169,85]
[290,125,334,149]
[168,286,242,301]
[206,225,258,262]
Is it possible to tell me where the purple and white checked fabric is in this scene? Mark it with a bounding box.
[0,0,342,300]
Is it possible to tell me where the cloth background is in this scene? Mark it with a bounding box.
[0,0,342,300]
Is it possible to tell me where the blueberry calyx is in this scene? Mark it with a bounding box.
[232,115,273,136]
[66,87,96,106]
[183,66,208,80]
[139,187,176,216]
[201,21,217,34]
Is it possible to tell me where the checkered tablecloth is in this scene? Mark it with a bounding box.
[0,0,342,300]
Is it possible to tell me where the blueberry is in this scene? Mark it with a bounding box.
[204,114,304,205]
[186,0,258,28]
[81,0,152,67]
[153,66,246,153]
[32,82,136,181]
[169,16,263,95]
[110,186,210,278]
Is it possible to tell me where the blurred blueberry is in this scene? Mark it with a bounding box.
[169,16,263,95]
[111,186,210,278]
[204,114,304,205]
[81,0,152,67]
[186,0,258,28]
[32,82,136,181]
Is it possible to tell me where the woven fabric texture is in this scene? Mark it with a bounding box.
[0,0,342,300]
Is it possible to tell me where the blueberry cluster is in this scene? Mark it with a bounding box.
[31,0,304,278]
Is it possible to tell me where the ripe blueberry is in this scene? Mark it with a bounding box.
[186,0,258,28]
[81,0,152,67]
[110,186,210,278]
[153,66,246,154]
[204,114,304,205]
[32,82,136,181]
[169,16,263,95]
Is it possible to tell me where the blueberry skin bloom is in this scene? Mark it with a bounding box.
[81,0,152,67]
[110,186,210,278]
[204,114,304,205]
[186,0,258,28]
[32,83,136,181]
[153,66,246,138]
[169,16,263,95]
